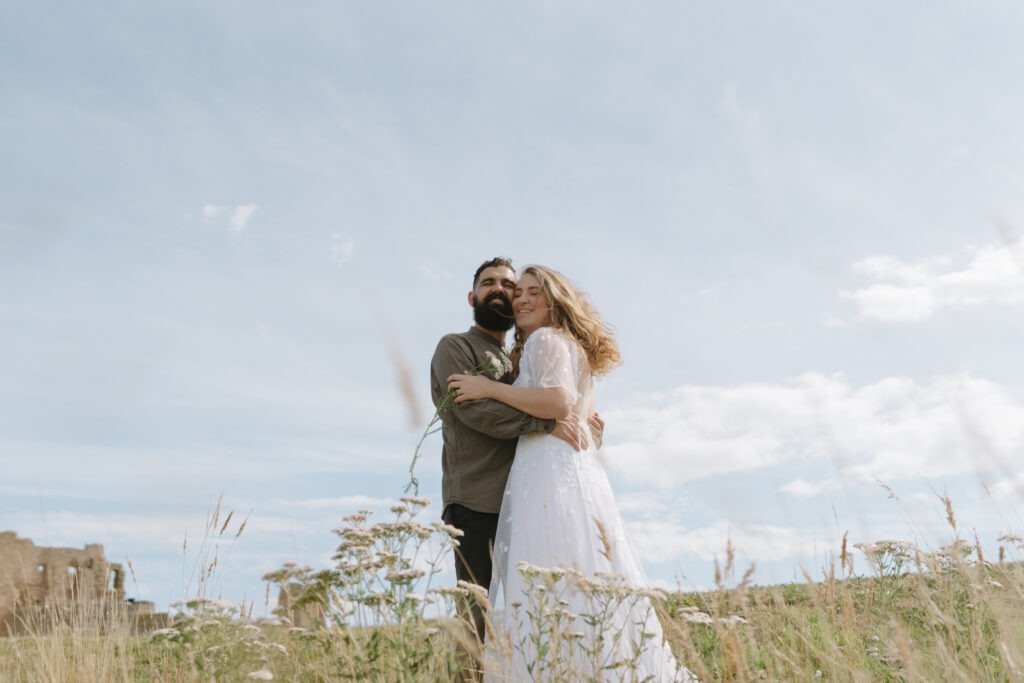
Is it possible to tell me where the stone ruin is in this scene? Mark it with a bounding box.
[0,531,161,636]
[273,582,326,630]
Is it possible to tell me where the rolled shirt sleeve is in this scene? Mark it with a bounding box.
[430,329,554,513]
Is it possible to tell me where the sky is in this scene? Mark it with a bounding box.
[3,2,1024,613]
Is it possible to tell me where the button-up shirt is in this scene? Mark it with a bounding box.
[430,326,554,514]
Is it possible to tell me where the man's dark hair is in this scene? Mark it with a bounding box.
[473,257,514,288]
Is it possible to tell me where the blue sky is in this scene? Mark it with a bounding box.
[3,2,1024,612]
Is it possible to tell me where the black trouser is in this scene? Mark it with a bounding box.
[442,503,499,640]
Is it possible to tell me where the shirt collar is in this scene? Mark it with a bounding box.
[468,326,508,351]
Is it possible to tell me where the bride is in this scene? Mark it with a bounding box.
[448,265,697,682]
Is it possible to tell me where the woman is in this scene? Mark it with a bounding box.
[448,265,696,682]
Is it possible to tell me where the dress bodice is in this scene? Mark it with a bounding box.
[514,326,595,424]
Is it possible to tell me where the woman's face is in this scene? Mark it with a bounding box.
[513,272,551,335]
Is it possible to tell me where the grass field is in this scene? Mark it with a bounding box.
[3,497,1023,682]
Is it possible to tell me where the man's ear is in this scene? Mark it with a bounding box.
[467,291,475,308]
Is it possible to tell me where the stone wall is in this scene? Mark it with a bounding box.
[0,531,127,636]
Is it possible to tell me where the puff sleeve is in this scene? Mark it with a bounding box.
[524,328,578,400]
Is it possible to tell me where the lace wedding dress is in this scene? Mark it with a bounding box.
[486,327,696,682]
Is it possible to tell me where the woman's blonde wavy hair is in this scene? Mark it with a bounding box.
[510,265,622,377]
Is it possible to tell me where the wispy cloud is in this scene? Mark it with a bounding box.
[777,478,842,498]
[839,238,1024,322]
[201,203,258,233]
[230,204,258,233]
[604,372,1024,490]
[330,234,354,265]
[272,495,391,511]
[6,511,207,547]
[421,264,453,281]
[991,473,1024,500]
[627,518,813,564]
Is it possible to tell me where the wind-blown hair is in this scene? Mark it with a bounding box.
[511,265,622,377]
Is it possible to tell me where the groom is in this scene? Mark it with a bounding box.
[430,257,597,641]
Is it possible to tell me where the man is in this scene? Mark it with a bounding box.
[430,257,601,643]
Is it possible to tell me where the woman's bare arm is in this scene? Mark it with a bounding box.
[448,372,573,420]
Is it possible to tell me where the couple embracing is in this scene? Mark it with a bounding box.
[431,258,696,681]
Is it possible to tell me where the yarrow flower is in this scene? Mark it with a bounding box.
[431,520,465,538]
[429,585,470,598]
[456,580,492,606]
[386,568,427,585]
[148,627,180,641]
[483,350,513,379]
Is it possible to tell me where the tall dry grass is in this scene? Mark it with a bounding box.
[3,496,1024,681]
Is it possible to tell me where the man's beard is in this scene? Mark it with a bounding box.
[473,292,514,332]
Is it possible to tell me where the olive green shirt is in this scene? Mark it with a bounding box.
[431,327,554,514]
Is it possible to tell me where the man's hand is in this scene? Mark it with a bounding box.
[552,412,606,451]
[588,412,605,449]
[552,412,586,451]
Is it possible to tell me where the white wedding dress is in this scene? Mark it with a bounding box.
[486,327,696,682]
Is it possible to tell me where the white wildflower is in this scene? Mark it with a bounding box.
[483,350,512,379]
[246,670,274,681]
[148,627,180,641]
[681,611,713,625]
[361,591,394,606]
[636,587,668,601]
[431,520,465,537]
[456,580,492,607]
[386,568,426,584]
[342,510,371,524]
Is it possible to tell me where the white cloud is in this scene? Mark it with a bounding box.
[991,473,1024,500]
[603,372,1024,490]
[330,234,354,265]
[272,495,391,511]
[841,284,937,322]
[840,239,1024,322]
[421,265,453,281]
[200,203,258,232]
[616,493,672,517]
[230,204,258,233]
[7,511,205,547]
[778,478,841,498]
[627,519,814,564]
